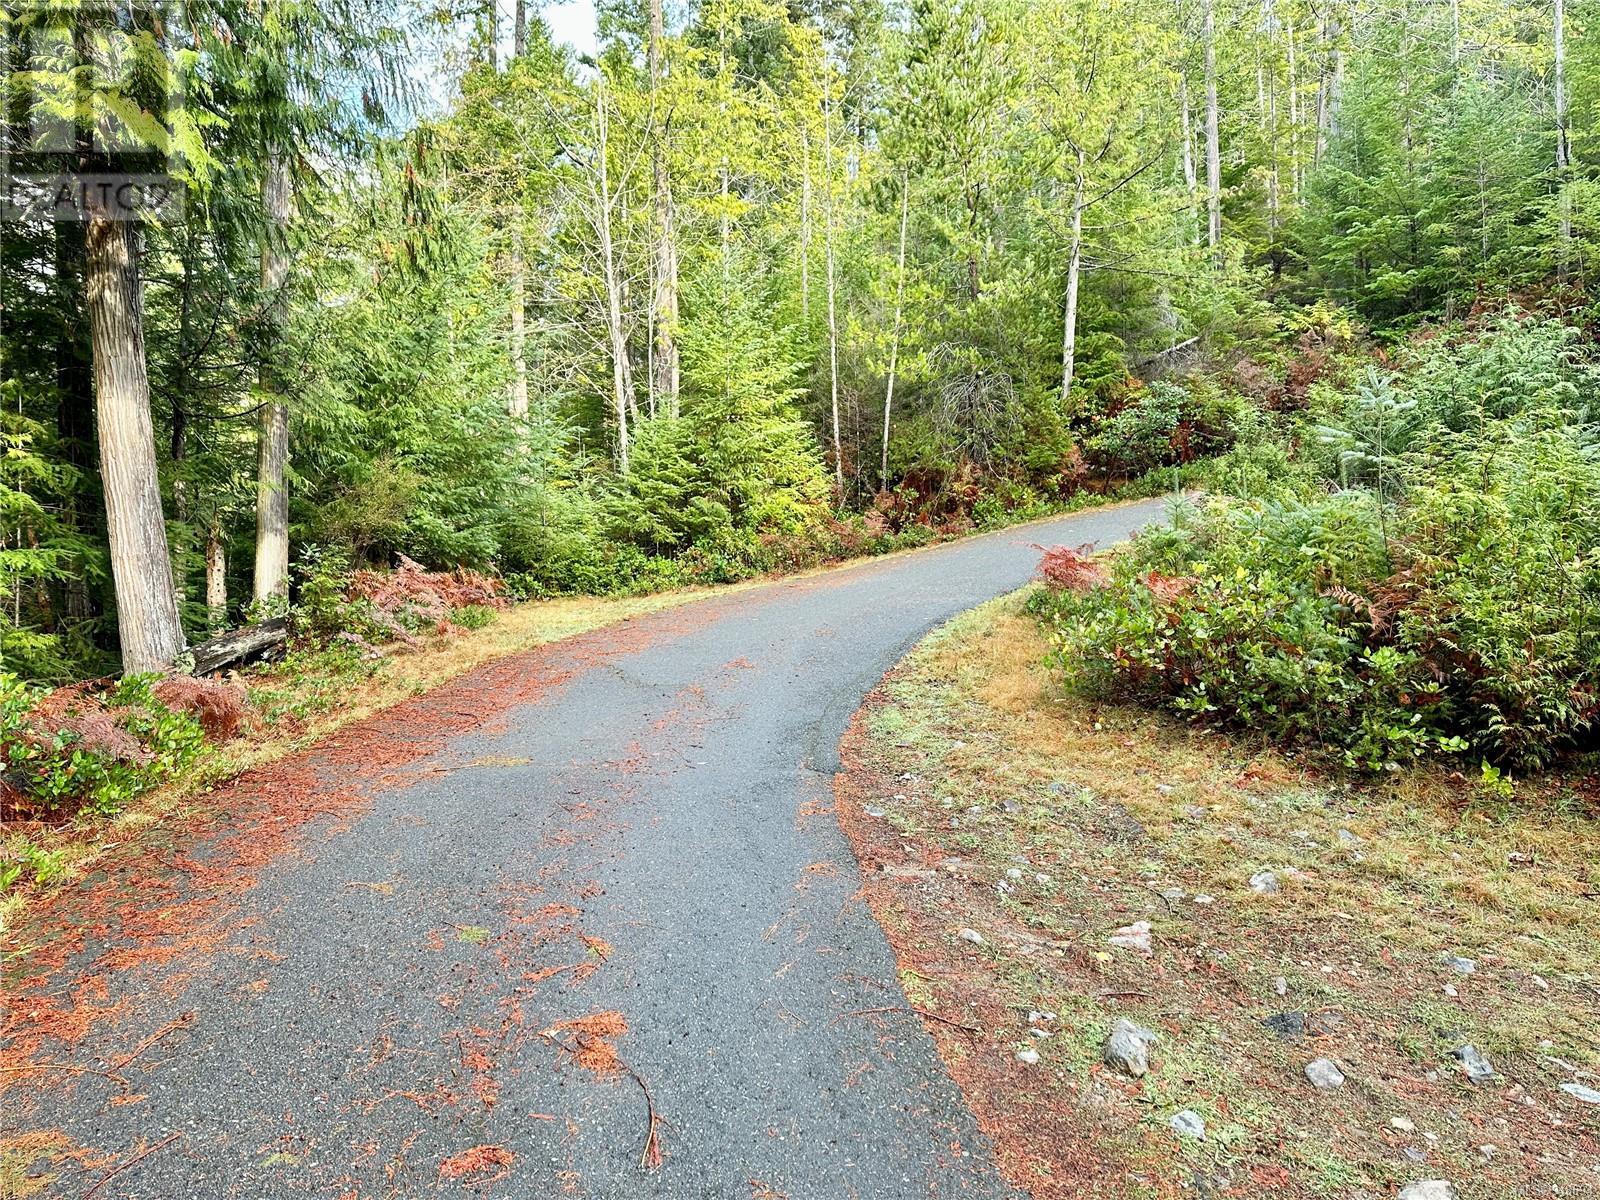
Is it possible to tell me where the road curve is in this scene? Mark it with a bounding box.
[5,498,1169,1200]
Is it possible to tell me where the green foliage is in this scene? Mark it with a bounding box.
[1038,319,1600,772]
[0,672,207,817]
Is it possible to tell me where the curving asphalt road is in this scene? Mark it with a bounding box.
[5,498,1168,1200]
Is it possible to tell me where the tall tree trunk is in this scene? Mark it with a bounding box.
[649,0,680,416]
[513,0,526,58]
[1556,0,1572,281]
[1264,0,1279,230]
[86,211,184,673]
[1061,151,1086,412]
[881,171,909,488]
[254,153,291,605]
[822,82,844,495]
[596,79,633,472]
[1286,16,1300,199]
[1178,67,1199,242]
[800,122,811,322]
[509,223,529,418]
[1204,0,1223,266]
[205,523,227,630]
[485,0,498,70]
[54,222,96,624]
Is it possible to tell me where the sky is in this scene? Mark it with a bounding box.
[544,0,600,60]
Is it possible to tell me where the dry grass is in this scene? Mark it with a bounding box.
[836,590,1600,1200]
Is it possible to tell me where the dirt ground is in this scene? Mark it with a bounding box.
[833,592,1600,1200]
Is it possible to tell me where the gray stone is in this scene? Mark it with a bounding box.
[1103,1018,1158,1078]
[1452,1044,1495,1085]
[1397,1183,1459,1200]
[1263,1012,1306,1041]
[1307,1009,1344,1036]
[1249,870,1281,894]
[1272,975,1288,996]
[1015,1047,1040,1065]
[1169,1109,1206,1140]
[1336,828,1363,845]
[958,927,985,946]
[1560,1082,1600,1104]
[1305,1058,1346,1089]
[1440,953,1477,975]
[863,805,887,818]
[1108,920,1153,955]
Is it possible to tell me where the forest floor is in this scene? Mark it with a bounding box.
[833,592,1600,1200]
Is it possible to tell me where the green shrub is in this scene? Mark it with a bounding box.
[0,672,208,816]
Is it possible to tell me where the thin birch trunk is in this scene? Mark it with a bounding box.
[800,123,811,321]
[596,79,633,472]
[1204,0,1223,265]
[254,153,291,605]
[86,209,184,673]
[822,82,843,494]
[881,172,909,488]
[1287,17,1300,198]
[1061,151,1086,411]
[509,223,529,418]
[1556,0,1571,281]
[205,524,227,630]
[1178,67,1199,242]
[649,0,680,415]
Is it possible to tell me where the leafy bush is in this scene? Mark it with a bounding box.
[1035,317,1600,771]
[1,672,208,816]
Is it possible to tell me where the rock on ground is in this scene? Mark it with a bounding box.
[1398,1182,1460,1200]
[1305,1058,1346,1089]
[1169,1110,1206,1140]
[1103,1018,1159,1079]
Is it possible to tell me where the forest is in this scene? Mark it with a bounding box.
[1,0,1597,753]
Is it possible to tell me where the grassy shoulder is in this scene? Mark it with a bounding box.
[834,590,1600,1200]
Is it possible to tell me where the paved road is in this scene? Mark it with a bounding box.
[5,499,1168,1200]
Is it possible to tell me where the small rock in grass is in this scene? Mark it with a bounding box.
[1560,1082,1600,1105]
[1181,804,1206,820]
[1015,1047,1040,1065]
[1305,1058,1346,1089]
[1272,976,1289,997]
[1028,1009,1057,1024]
[1263,1012,1306,1041]
[864,806,887,818]
[1440,953,1477,976]
[1108,920,1153,955]
[1390,1116,1417,1133]
[1249,871,1281,895]
[1160,886,1186,903]
[1336,828,1362,845]
[1103,1018,1158,1078]
[1001,798,1022,814]
[1006,867,1024,881]
[958,928,985,946]
[1029,1026,1051,1039]
[1194,893,1216,905]
[1452,1044,1494,1084]
[1398,1183,1459,1200]
[1169,1109,1206,1140]
[1402,1147,1427,1163]
[1478,1144,1497,1160]
[1306,1010,1343,1036]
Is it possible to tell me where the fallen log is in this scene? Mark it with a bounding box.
[189,617,290,676]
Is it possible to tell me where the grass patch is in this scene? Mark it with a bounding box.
[835,588,1600,1200]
